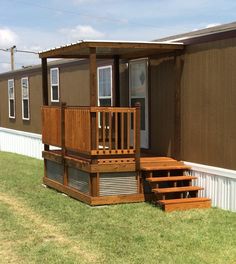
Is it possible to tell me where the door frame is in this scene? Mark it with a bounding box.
[129,58,149,149]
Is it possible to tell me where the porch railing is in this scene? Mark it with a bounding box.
[41,105,140,156]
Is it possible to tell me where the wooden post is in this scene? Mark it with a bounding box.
[114,55,120,107]
[61,102,66,154]
[61,102,68,186]
[89,48,97,107]
[90,173,99,197]
[89,48,97,153]
[42,58,49,151]
[135,102,141,171]
[42,58,49,106]
[174,54,183,160]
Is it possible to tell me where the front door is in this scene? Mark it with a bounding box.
[129,59,149,149]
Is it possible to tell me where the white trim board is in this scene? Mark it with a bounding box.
[0,127,42,139]
[184,161,236,180]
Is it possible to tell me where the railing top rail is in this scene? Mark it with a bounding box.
[43,105,137,112]
[90,107,136,113]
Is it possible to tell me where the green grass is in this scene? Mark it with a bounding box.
[0,151,236,264]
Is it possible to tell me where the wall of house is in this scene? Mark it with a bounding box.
[149,57,176,157]
[181,37,236,170]
[57,61,90,107]
[0,69,42,134]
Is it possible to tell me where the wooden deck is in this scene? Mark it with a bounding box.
[41,107,210,211]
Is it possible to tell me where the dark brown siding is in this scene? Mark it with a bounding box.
[0,72,42,134]
[54,63,90,106]
[149,57,176,156]
[181,38,236,169]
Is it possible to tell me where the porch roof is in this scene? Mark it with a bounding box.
[39,40,184,60]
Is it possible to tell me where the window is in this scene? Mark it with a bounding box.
[97,66,112,106]
[50,68,59,102]
[21,77,30,120]
[8,79,15,118]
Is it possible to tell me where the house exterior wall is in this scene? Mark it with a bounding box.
[149,57,176,157]
[181,37,236,170]
[0,70,42,134]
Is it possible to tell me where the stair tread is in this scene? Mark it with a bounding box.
[141,165,191,171]
[159,197,211,205]
[153,186,203,193]
[146,176,197,182]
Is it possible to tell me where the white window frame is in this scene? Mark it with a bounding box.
[21,77,30,120]
[97,65,113,106]
[50,68,60,102]
[8,79,15,119]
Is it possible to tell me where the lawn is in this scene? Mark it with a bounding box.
[0,152,236,264]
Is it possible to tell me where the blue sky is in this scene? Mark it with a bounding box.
[0,0,236,72]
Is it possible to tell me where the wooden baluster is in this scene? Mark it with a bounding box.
[121,112,124,150]
[127,111,130,150]
[133,110,136,150]
[109,111,112,150]
[96,111,99,150]
[115,112,118,150]
[102,111,106,150]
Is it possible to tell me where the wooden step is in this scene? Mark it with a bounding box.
[146,176,197,182]
[158,197,211,212]
[153,186,203,194]
[141,165,191,171]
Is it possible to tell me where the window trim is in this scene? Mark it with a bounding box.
[97,65,113,106]
[50,67,60,102]
[21,77,30,121]
[8,79,15,119]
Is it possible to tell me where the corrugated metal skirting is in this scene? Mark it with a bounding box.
[100,172,138,196]
[68,167,90,195]
[0,127,43,159]
[46,160,64,184]
[185,161,236,212]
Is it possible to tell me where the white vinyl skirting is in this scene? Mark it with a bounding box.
[184,161,236,212]
[0,127,43,159]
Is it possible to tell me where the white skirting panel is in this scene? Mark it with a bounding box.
[0,127,43,159]
[184,161,236,212]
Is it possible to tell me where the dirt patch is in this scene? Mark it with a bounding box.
[0,237,24,264]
